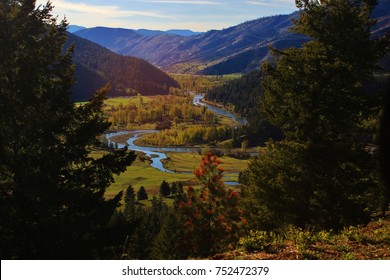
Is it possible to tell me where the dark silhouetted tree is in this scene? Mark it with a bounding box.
[242,0,389,230]
[0,1,136,259]
[137,186,148,201]
[125,196,168,259]
[124,185,137,221]
[159,180,171,197]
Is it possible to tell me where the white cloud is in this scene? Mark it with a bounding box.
[142,0,221,4]
[37,0,167,19]
[246,0,295,8]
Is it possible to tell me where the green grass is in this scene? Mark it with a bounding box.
[163,152,249,173]
[103,96,152,107]
[91,149,249,201]
[75,96,153,108]
[102,154,194,199]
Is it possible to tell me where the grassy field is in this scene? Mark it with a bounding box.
[163,152,249,173]
[99,155,195,199]
[103,96,152,107]
[91,148,249,201]
[76,95,153,107]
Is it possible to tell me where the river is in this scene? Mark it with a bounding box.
[105,94,247,183]
[193,94,247,126]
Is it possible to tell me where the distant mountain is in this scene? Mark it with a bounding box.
[74,27,143,54]
[165,29,202,36]
[135,29,202,37]
[65,33,179,101]
[74,14,307,75]
[74,0,390,75]
[68,25,86,33]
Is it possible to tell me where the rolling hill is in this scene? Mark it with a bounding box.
[64,33,179,101]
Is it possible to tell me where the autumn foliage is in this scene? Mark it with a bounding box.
[177,152,245,257]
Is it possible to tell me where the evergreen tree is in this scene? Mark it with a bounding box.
[125,196,168,259]
[170,182,178,195]
[151,208,188,260]
[178,152,245,257]
[137,186,148,200]
[123,185,137,221]
[0,1,136,259]
[242,0,389,230]
[159,180,171,197]
[379,86,390,215]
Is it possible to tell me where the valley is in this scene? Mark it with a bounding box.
[100,92,252,199]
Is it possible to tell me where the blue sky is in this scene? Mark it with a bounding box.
[37,0,297,32]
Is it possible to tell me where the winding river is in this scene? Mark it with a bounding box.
[105,94,247,181]
[193,94,247,126]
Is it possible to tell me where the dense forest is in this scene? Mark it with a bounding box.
[205,70,262,116]
[1,0,389,260]
[205,70,283,146]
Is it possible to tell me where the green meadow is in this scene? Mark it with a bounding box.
[91,149,249,200]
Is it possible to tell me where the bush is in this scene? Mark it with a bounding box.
[238,230,283,253]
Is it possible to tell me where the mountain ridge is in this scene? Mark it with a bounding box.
[73,0,390,75]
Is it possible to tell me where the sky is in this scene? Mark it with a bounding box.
[36,0,297,32]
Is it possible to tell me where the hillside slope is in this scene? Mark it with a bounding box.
[212,212,390,260]
[65,33,179,100]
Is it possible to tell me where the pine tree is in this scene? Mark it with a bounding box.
[124,185,137,221]
[159,180,171,197]
[178,152,245,257]
[151,208,188,260]
[137,186,148,201]
[125,196,168,259]
[170,182,178,195]
[0,1,136,259]
[243,0,389,230]
[379,88,390,215]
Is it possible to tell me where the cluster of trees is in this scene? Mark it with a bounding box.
[205,70,283,146]
[110,153,245,259]
[205,70,262,116]
[106,95,216,129]
[138,125,236,147]
[159,180,184,197]
[172,74,239,93]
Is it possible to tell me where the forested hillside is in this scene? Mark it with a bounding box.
[205,70,262,116]
[65,33,179,100]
